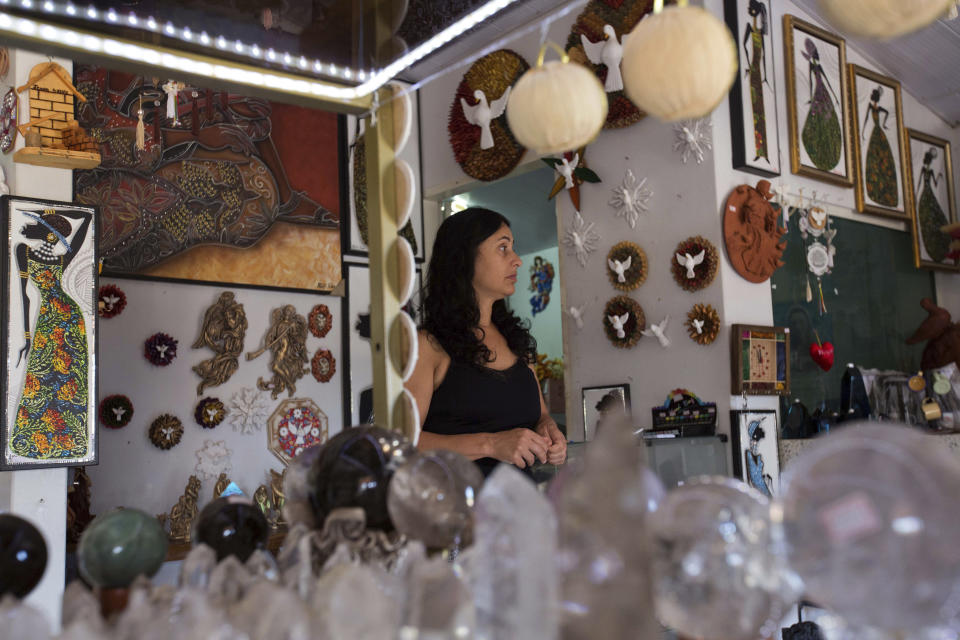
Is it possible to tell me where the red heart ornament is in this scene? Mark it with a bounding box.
[810,342,834,372]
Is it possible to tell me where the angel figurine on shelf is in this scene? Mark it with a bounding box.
[460,87,511,150]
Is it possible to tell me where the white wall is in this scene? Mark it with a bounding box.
[508,246,564,361]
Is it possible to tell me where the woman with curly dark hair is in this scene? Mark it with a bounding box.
[405,207,566,476]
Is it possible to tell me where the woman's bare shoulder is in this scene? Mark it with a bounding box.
[417,330,447,361]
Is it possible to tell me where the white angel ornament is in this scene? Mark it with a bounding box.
[607,255,632,283]
[641,315,670,348]
[557,153,580,190]
[566,305,586,330]
[692,318,705,335]
[112,406,127,421]
[676,250,705,279]
[608,312,629,339]
[563,210,601,268]
[581,24,626,92]
[460,87,511,150]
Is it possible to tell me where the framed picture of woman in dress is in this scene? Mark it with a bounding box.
[904,129,958,271]
[783,16,854,188]
[725,0,781,177]
[1,196,99,470]
[848,65,909,220]
[730,409,780,497]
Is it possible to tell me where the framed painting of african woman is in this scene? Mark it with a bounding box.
[783,16,854,188]
[848,65,909,221]
[0,196,99,470]
[725,0,781,178]
[904,129,958,271]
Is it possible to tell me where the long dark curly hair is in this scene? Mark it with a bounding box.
[422,207,536,367]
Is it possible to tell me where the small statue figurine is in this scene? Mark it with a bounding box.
[246,305,309,399]
[192,291,248,395]
[270,468,286,527]
[213,472,231,498]
[166,475,201,544]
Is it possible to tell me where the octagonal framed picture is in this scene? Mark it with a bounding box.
[267,397,329,465]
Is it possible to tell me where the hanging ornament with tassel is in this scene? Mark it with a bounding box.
[135,92,146,151]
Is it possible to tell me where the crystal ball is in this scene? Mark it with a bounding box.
[650,476,799,640]
[387,450,484,549]
[308,425,416,531]
[194,496,269,562]
[781,422,960,631]
[77,508,168,588]
[0,514,48,598]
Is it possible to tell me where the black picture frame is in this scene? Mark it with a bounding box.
[1,195,99,470]
[581,383,631,441]
[342,261,372,428]
[729,409,780,497]
[725,0,782,177]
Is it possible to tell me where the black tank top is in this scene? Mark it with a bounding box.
[422,358,541,476]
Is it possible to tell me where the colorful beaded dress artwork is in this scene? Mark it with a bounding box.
[917,148,950,262]
[800,39,842,172]
[863,87,898,208]
[744,1,768,162]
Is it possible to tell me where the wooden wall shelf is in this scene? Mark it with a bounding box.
[13,146,100,169]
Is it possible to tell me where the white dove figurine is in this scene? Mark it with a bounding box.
[102,294,120,310]
[692,318,705,334]
[155,344,168,357]
[460,87,511,150]
[607,255,632,283]
[676,249,706,279]
[581,24,625,92]
[111,406,127,420]
[641,315,670,348]
[567,305,586,329]
[608,312,629,339]
[557,153,579,190]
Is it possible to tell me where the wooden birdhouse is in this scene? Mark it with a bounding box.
[12,61,100,169]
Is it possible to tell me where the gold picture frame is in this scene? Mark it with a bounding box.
[848,65,910,220]
[783,15,854,188]
[904,128,958,271]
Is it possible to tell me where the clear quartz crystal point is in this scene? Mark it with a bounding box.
[62,580,103,632]
[403,555,476,640]
[229,581,311,640]
[0,595,51,640]
[179,543,218,589]
[311,562,401,639]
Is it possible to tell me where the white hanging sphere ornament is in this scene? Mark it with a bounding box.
[506,42,608,156]
[621,0,737,122]
[818,0,954,39]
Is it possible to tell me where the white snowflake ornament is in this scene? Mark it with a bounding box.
[194,439,232,481]
[563,210,601,268]
[673,118,713,164]
[609,168,652,228]
[228,387,270,435]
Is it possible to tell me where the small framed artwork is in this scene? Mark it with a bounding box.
[1,196,99,470]
[904,129,958,271]
[731,324,790,395]
[725,0,781,177]
[783,15,854,188]
[848,65,909,220]
[730,409,780,497]
[582,384,631,441]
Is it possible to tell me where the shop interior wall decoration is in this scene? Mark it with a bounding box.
[72,65,341,291]
[344,263,374,427]
[794,204,838,315]
[906,298,960,370]
[563,210,602,268]
[1,196,98,470]
[723,179,786,283]
[448,50,529,182]
[848,65,909,220]
[608,168,652,229]
[544,148,601,214]
[783,16,853,188]
[672,118,713,165]
[148,414,183,450]
[606,241,648,291]
[192,291,248,395]
[267,397,329,465]
[731,323,791,395]
[582,383,632,441]
[528,255,556,316]
[246,304,310,399]
[729,409,780,497]
[672,235,719,291]
[603,295,645,348]
[724,0,781,177]
[905,128,957,270]
[0,86,17,154]
[686,302,720,345]
[97,283,126,318]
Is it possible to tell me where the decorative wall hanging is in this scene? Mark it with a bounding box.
[194,439,232,482]
[528,256,556,316]
[729,409,780,497]
[621,4,737,121]
[582,383,632,441]
[195,397,226,429]
[731,324,790,395]
[149,414,183,450]
[228,387,270,435]
[723,180,786,283]
[73,65,340,290]
[848,65,909,220]
[97,284,127,318]
[99,394,134,429]
[0,88,17,153]
[1,196,98,470]
[566,304,586,330]
[506,42,608,154]
[686,303,720,345]
[144,332,178,367]
[267,397,329,465]
[563,210,601,268]
[724,1,781,179]
[606,241,647,291]
[809,330,835,372]
[642,315,671,348]
[651,389,718,435]
[603,295,645,349]
[246,305,309,399]
[448,50,529,182]
[673,118,713,165]
[609,168,652,228]
[783,16,854,187]
[905,129,957,271]
[544,147,600,213]
[672,236,719,291]
[795,205,838,314]
[461,86,511,151]
[311,348,336,383]
[308,304,333,338]
[818,0,953,38]
[192,291,248,395]
[906,298,960,371]
[565,0,653,129]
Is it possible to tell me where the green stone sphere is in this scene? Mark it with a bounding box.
[77,508,168,588]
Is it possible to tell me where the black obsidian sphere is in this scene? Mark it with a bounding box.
[194,497,269,562]
[0,514,48,598]
[308,425,416,531]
